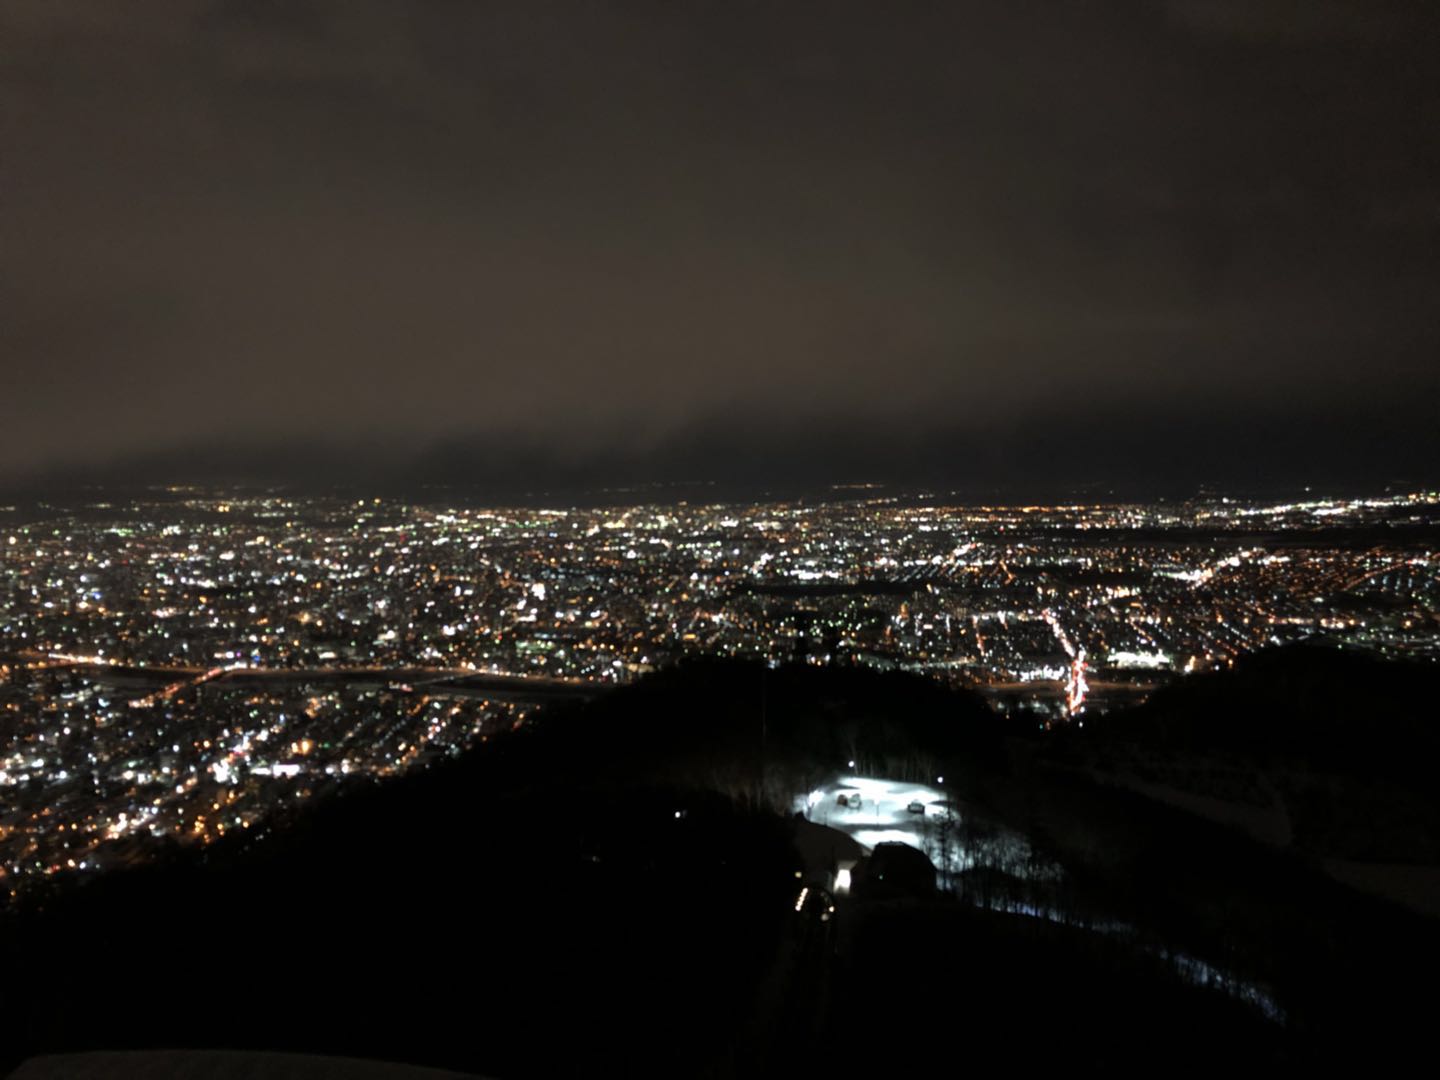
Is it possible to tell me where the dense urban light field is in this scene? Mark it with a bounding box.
[1,487,1436,899]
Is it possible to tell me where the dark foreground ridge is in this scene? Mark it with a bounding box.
[3,654,1437,1075]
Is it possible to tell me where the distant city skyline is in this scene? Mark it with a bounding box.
[3,483,1435,899]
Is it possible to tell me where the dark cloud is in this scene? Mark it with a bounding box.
[2,1,1437,490]
[1163,0,1433,41]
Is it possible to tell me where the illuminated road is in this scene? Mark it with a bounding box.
[23,652,599,702]
[1042,610,1089,716]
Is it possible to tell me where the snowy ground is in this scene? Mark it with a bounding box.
[793,775,1285,1024]
[795,775,949,854]
[793,774,1052,882]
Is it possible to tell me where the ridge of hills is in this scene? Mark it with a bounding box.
[4,651,1439,1073]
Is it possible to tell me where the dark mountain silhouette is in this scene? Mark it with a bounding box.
[509,657,1008,801]
[5,656,1438,1073]
[1090,645,1437,782]
[0,661,1008,1076]
[1069,645,1440,868]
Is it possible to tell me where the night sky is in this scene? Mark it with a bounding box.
[3,1,1438,496]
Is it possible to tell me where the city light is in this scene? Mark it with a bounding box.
[0,487,1435,897]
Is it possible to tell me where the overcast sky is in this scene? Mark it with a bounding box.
[3,1,1437,495]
